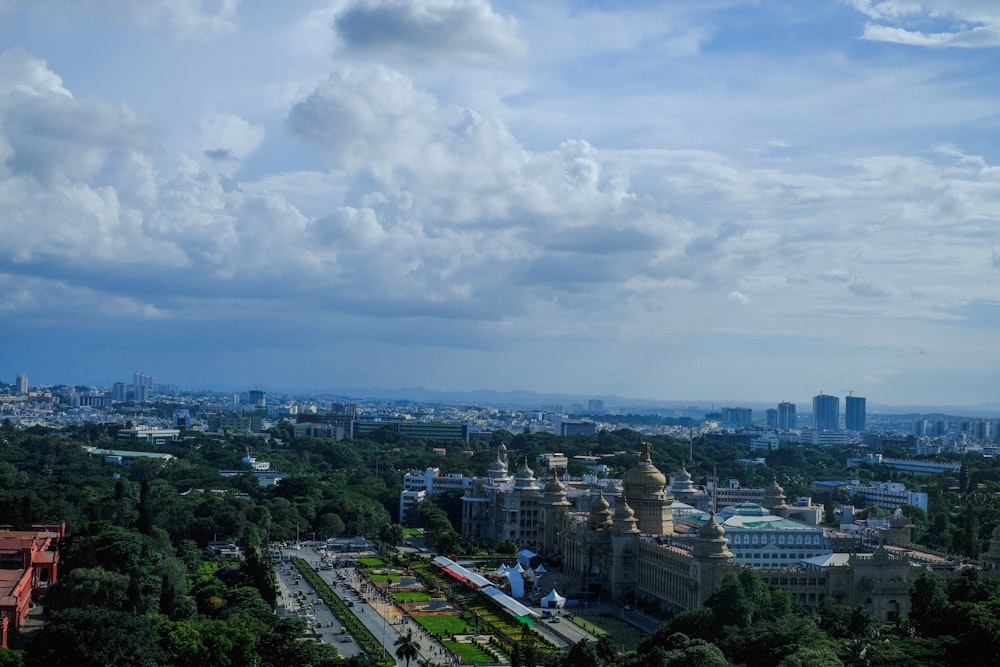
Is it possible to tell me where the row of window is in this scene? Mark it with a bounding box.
[739,551,819,561]
[729,532,822,546]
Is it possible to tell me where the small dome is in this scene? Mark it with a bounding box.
[766,478,784,493]
[699,513,726,540]
[544,475,565,493]
[590,493,610,513]
[614,497,635,519]
[515,459,535,479]
[676,466,692,483]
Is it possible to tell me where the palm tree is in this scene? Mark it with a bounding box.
[394,628,422,667]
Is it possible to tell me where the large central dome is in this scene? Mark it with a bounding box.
[623,442,667,498]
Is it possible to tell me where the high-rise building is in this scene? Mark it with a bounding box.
[112,382,127,402]
[721,407,753,428]
[845,396,866,432]
[15,373,27,395]
[777,402,797,430]
[812,394,840,430]
[765,408,778,428]
[133,372,156,393]
[249,389,267,408]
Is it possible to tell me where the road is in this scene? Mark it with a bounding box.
[273,546,363,659]
[273,543,457,667]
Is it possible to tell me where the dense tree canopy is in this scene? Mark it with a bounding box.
[3,421,1000,664]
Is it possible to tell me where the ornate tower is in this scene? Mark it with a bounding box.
[539,473,571,558]
[622,442,674,535]
[610,496,640,601]
[762,478,789,518]
[691,512,734,606]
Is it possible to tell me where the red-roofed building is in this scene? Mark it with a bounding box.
[0,523,64,647]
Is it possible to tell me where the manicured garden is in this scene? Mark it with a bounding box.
[391,591,432,602]
[414,615,475,636]
[443,639,500,664]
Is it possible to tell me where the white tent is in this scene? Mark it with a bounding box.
[535,564,547,573]
[492,564,509,576]
[541,589,566,609]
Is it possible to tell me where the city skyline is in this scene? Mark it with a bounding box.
[2,2,1000,406]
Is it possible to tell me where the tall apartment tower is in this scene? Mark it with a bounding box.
[721,407,753,428]
[249,390,267,408]
[133,372,156,393]
[812,394,840,430]
[845,396,866,432]
[777,402,797,430]
[15,373,27,395]
[765,409,778,428]
[112,382,127,402]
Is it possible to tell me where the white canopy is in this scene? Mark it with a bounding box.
[541,588,566,609]
[535,563,547,573]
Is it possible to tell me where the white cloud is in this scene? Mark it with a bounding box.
[852,0,1000,47]
[286,63,444,180]
[728,290,750,304]
[189,112,265,177]
[22,0,241,39]
[5,3,1000,403]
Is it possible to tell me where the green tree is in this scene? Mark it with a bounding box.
[43,567,130,612]
[394,629,421,667]
[26,607,161,667]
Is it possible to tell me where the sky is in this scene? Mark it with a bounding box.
[1,0,999,408]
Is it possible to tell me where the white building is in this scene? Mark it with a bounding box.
[399,467,475,524]
[750,431,780,452]
[116,425,181,445]
[849,481,928,512]
[688,503,830,569]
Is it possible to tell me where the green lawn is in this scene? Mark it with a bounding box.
[357,557,388,568]
[414,615,474,636]
[391,592,432,602]
[403,528,423,536]
[571,613,646,651]
[444,640,497,664]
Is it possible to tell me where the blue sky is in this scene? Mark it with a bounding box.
[1,0,999,407]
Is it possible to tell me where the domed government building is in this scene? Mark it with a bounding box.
[461,442,977,622]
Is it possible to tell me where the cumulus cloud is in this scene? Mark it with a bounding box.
[286,63,449,180]
[6,0,1000,402]
[333,0,527,65]
[189,112,265,176]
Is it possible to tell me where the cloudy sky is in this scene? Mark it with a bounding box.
[1,0,999,407]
